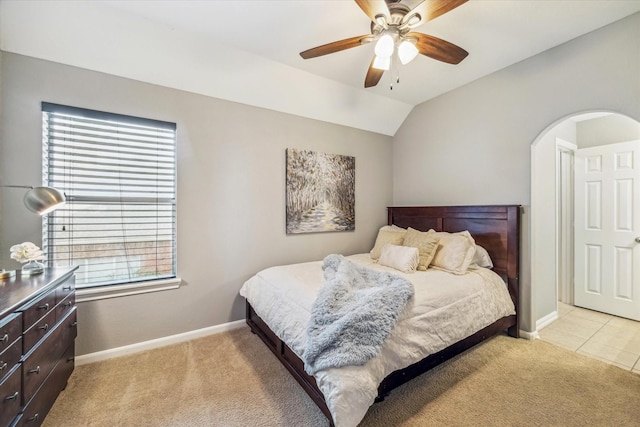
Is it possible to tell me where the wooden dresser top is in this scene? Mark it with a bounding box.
[0,267,78,318]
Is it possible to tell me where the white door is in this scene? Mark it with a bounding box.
[574,140,640,321]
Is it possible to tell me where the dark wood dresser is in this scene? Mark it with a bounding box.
[0,267,78,427]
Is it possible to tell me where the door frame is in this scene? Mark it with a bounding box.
[556,138,576,306]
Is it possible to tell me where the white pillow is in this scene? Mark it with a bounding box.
[370,226,406,260]
[472,245,494,268]
[427,230,476,275]
[378,244,419,273]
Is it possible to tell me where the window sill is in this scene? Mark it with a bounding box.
[76,277,182,303]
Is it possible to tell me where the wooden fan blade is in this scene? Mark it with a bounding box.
[300,35,371,59]
[402,0,468,28]
[354,0,391,24]
[408,32,468,64]
[364,57,384,88]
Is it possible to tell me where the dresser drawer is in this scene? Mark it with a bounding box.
[21,292,56,333]
[0,336,21,383]
[16,389,46,427]
[57,344,75,390]
[0,365,21,427]
[23,310,56,356]
[54,293,75,323]
[0,313,22,354]
[19,344,75,427]
[55,279,75,305]
[59,309,77,351]
[22,308,76,405]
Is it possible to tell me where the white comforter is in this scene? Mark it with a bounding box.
[239,253,515,427]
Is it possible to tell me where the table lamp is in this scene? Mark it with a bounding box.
[0,185,66,279]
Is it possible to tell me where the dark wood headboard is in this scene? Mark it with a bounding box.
[387,205,520,332]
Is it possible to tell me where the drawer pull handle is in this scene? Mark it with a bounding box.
[0,334,8,344]
[0,362,7,372]
[65,301,73,307]
[27,413,39,422]
[5,391,19,401]
[28,366,40,375]
[62,285,72,291]
[38,303,49,311]
[39,323,49,332]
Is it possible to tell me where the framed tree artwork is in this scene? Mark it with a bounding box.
[286,148,355,234]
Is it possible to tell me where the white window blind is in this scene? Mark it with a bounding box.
[42,103,177,288]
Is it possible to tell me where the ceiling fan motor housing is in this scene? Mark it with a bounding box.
[371,3,412,36]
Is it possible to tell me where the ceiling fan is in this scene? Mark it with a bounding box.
[300,0,469,88]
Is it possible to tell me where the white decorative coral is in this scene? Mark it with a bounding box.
[10,242,44,264]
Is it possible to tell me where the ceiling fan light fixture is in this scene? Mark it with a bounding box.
[398,40,419,65]
[374,34,394,57]
[374,14,387,28]
[405,14,421,27]
[372,55,391,70]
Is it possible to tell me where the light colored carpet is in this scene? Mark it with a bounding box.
[44,327,640,427]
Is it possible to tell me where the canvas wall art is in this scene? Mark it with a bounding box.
[286,148,355,234]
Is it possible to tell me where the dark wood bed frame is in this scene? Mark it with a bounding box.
[246,205,520,426]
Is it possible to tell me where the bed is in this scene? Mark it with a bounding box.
[241,205,520,427]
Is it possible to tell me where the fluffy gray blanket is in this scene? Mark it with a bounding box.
[303,254,414,375]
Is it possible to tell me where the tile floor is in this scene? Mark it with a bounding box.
[538,302,640,374]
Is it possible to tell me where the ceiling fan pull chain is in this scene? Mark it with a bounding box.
[389,68,394,90]
[391,57,400,90]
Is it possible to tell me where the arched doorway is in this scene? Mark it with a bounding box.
[531,111,640,330]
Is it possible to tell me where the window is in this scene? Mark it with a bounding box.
[42,103,177,289]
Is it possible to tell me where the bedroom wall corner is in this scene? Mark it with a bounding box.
[391,12,640,334]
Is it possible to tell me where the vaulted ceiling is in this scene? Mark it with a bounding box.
[1,1,639,135]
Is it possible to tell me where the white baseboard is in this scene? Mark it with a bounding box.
[75,319,246,366]
[536,311,559,331]
[76,320,543,365]
[511,311,558,341]
[519,329,540,340]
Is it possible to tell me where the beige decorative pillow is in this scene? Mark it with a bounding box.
[378,244,419,273]
[370,226,406,259]
[428,230,476,274]
[402,227,440,271]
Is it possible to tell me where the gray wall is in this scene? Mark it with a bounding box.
[0,53,393,355]
[393,13,640,332]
